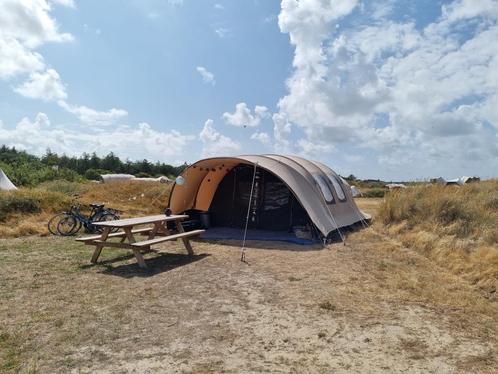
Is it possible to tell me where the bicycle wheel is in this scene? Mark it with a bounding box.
[57,215,81,236]
[95,213,120,233]
[47,213,67,235]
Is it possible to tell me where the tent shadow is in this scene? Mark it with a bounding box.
[198,239,325,252]
[98,252,211,278]
[197,221,370,251]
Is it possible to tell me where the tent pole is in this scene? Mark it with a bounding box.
[241,162,258,262]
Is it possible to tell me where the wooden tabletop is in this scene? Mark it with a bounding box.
[93,214,189,228]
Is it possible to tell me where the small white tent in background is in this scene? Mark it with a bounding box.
[431,177,447,185]
[132,176,172,183]
[100,174,135,183]
[350,185,362,197]
[460,176,480,184]
[0,169,17,190]
[386,183,407,190]
[431,176,480,186]
[100,174,172,183]
[445,178,462,186]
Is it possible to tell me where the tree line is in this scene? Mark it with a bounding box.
[0,145,186,186]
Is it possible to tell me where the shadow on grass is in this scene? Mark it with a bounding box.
[197,223,370,251]
[97,252,211,278]
[79,253,137,269]
[200,239,325,251]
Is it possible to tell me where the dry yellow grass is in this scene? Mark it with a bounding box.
[1,189,497,372]
[1,229,497,372]
[376,180,498,296]
[0,181,171,238]
[76,180,171,216]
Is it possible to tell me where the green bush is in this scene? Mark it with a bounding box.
[362,188,386,198]
[84,168,108,181]
[135,172,152,178]
[0,162,82,187]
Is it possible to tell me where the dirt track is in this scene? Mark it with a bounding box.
[1,202,497,373]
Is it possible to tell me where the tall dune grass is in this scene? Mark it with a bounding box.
[0,181,172,238]
[378,181,498,294]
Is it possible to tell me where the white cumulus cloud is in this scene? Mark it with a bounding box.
[0,38,45,79]
[250,131,271,145]
[50,0,76,8]
[196,66,215,85]
[0,113,195,161]
[0,0,73,81]
[199,119,240,157]
[214,27,230,38]
[0,0,73,49]
[222,103,269,127]
[14,68,67,101]
[274,0,498,177]
[58,101,128,126]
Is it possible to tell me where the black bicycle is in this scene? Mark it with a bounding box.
[48,203,120,236]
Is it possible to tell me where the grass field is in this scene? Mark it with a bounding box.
[0,180,171,237]
[377,181,498,296]
[1,197,497,373]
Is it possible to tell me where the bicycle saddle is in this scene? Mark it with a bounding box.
[90,203,104,208]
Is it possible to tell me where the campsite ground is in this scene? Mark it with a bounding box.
[1,199,497,373]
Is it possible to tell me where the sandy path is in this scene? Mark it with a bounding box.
[1,227,497,373]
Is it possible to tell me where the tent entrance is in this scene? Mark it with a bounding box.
[208,164,311,232]
[199,227,314,245]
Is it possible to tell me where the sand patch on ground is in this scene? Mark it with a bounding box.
[1,224,497,373]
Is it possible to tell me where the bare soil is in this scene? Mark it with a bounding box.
[1,200,497,373]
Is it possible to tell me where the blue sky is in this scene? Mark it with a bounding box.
[1,0,497,180]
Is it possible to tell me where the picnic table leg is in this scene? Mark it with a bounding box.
[91,227,110,264]
[175,220,194,255]
[124,227,147,268]
[148,221,169,239]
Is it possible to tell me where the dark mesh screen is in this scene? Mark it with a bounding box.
[208,164,310,231]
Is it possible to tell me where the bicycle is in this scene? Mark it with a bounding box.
[48,203,120,236]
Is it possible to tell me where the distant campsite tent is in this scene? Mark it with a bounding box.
[132,176,172,183]
[386,183,407,190]
[101,174,135,183]
[431,176,480,186]
[350,186,362,197]
[0,169,17,191]
[431,177,447,185]
[101,174,172,183]
[445,178,462,186]
[168,155,370,240]
[460,176,480,184]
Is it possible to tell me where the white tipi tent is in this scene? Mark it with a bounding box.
[0,169,17,190]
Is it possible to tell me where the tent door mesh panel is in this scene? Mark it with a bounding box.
[209,164,310,231]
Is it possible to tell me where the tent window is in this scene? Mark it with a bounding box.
[312,173,334,204]
[330,176,347,202]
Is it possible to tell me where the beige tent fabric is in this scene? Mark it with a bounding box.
[168,155,369,237]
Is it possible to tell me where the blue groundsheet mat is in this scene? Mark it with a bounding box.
[200,227,314,245]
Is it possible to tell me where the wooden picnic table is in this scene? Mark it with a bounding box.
[76,214,204,268]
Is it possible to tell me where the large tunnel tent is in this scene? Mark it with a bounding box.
[168,155,370,241]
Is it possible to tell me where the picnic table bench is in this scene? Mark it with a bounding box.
[76,214,204,268]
